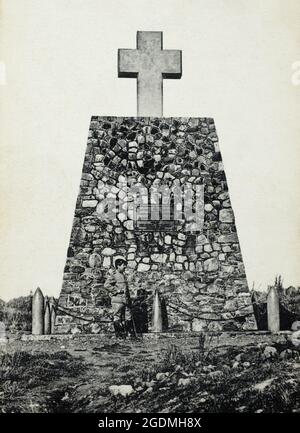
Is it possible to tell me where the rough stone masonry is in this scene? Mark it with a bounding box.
[55,116,257,334]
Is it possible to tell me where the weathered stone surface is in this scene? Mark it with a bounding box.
[152,290,163,333]
[279,349,294,360]
[56,117,255,333]
[32,288,44,335]
[203,258,219,272]
[219,209,234,223]
[218,233,238,243]
[290,330,300,347]
[44,301,51,335]
[262,346,278,360]
[109,385,134,397]
[124,220,134,231]
[102,257,111,268]
[192,319,207,331]
[82,200,98,208]
[267,286,280,333]
[89,253,102,268]
[118,32,182,117]
[204,244,213,253]
[50,305,56,335]
[137,263,151,272]
[178,378,194,387]
[291,321,300,331]
[204,204,213,212]
[102,248,116,256]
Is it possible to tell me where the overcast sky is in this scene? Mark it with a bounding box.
[0,0,300,301]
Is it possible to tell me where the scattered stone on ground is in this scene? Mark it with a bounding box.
[109,385,134,397]
[1,332,299,413]
[290,330,300,347]
[291,321,300,331]
[262,346,277,359]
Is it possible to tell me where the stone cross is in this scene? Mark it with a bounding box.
[118,31,182,116]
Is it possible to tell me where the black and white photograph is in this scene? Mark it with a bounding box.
[0,0,299,425]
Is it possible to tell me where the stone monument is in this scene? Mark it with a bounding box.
[152,290,163,333]
[0,321,7,344]
[32,287,44,335]
[267,285,280,333]
[55,31,257,334]
[44,299,51,335]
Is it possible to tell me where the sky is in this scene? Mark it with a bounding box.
[0,0,300,301]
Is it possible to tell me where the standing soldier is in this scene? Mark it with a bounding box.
[104,258,135,338]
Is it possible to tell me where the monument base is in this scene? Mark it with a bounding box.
[55,116,257,334]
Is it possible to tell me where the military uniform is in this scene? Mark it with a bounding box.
[104,269,132,337]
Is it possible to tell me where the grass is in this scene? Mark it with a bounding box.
[0,351,85,413]
[0,339,299,413]
[98,341,300,413]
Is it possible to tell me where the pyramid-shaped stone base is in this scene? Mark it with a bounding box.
[55,117,257,334]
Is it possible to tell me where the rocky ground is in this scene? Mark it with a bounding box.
[0,332,299,413]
